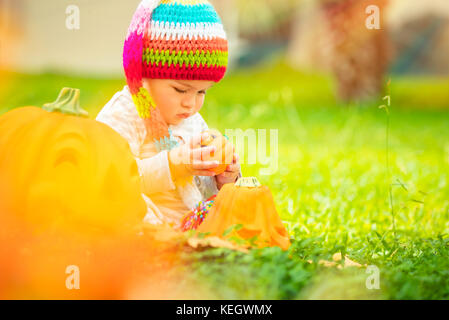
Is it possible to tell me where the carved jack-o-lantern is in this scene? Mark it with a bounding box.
[0,88,147,235]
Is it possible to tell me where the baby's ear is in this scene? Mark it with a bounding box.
[141,78,152,93]
[142,77,153,86]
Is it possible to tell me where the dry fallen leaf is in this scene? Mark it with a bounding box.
[187,236,250,253]
[332,252,365,268]
[140,223,250,253]
[307,252,365,269]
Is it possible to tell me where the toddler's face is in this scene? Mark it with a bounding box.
[142,78,214,126]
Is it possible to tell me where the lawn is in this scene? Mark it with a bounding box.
[1,61,449,299]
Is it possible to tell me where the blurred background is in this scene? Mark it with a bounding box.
[1,0,449,89]
[1,0,449,107]
[1,0,449,299]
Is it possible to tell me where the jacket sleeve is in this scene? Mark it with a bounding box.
[135,150,177,195]
[96,99,177,195]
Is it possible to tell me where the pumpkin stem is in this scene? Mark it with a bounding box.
[235,177,261,188]
[43,87,89,117]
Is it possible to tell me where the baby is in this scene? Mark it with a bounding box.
[96,0,240,229]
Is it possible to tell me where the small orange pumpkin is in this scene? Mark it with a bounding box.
[201,129,234,175]
[197,177,291,250]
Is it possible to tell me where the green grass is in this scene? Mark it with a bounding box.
[1,61,449,299]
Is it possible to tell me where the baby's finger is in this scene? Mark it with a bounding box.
[192,160,219,171]
[226,163,240,173]
[218,171,236,179]
[233,153,240,164]
[192,169,217,177]
[222,142,234,164]
[189,134,202,148]
[192,145,216,161]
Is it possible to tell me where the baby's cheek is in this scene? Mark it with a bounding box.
[164,102,180,124]
[196,95,205,109]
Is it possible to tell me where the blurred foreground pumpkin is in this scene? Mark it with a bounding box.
[197,177,291,250]
[201,129,234,175]
[0,88,148,299]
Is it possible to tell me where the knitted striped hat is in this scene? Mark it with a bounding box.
[123,0,228,151]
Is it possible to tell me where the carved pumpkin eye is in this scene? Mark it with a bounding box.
[54,148,80,168]
[0,88,148,243]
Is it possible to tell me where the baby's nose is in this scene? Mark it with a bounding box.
[181,95,196,109]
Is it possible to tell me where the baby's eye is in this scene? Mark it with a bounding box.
[173,87,187,94]
[198,90,207,95]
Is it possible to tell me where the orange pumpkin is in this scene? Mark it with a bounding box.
[0,88,150,299]
[0,87,147,236]
[197,177,291,250]
[201,129,234,175]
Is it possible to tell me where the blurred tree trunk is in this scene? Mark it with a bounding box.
[322,0,392,103]
[287,0,333,72]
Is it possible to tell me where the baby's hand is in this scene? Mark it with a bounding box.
[168,132,219,181]
[216,153,241,190]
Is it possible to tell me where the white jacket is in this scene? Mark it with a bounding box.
[96,86,219,228]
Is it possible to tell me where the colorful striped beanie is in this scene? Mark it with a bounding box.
[123,0,229,152]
